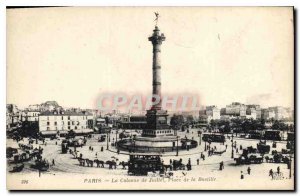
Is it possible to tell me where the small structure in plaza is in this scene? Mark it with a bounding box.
[117,14,197,153]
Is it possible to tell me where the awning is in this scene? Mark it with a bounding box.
[40,131,57,135]
[73,129,93,134]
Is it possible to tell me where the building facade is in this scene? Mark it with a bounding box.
[199,105,221,123]
[225,102,246,117]
[39,110,93,135]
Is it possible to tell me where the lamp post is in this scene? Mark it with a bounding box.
[176,136,179,156]
[231,133,234,159]
[199,131,202,146]
[133,137,136,153]
[106,131,109,150]
[289,154,292,179]
[115,130,118,146]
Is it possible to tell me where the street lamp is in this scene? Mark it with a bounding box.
[106,131,109,150]
[176,136,179,156]
[133,137,136,153]
[115,130,118,146]
[199,131,202,146]
[231,133,234,159]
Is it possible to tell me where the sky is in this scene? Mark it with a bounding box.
[7,7,294,110]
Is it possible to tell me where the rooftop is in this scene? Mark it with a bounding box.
[39,110,92,116]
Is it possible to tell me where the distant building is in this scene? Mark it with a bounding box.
[28,104,41,111]
[119,115,147,129]
[225,102,246,117]
[38,110,93,136]
[261,108,275,120]
[264,106,292,121]
[199,105,220,123]
[246,105,261,119]
[6,104,21,129]
[21,110,40,122]
[246,107,257,119]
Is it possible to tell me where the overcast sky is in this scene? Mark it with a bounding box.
[7,7,294,109]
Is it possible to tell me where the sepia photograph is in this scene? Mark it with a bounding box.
[6,6,295,190]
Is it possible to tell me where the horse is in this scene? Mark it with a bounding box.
[94,159,105,168]
[265,156,273,163]
[78,158,85,166]
[163,164,173,171]
[106,160,117,169]
[172,159,185,170]
[85,159,94,167]
[119,161,129,169]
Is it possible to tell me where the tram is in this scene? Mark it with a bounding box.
[127,154,164,176]
[202,133,225,143]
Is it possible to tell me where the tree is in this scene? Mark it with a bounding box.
[170,115,184,130]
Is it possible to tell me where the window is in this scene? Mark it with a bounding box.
[47,127,50,131]
[68,126,70,130]
[68,116,70,120]
[47,122,50,126]
[54,122,57,125]
[68,122,70,125]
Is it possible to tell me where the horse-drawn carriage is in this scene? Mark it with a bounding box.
[234,153,263,165]
[13,153,30,163]
[6,147,18,158]
[63,138,85,147]
[265,151,290,164]
[127,154,163,176]
[98,135,106,142]
[9,163,24,173]
[257,141,270,154]
[172,158,186,170]
[31,159,50,171]
[234,148,264,165]
[61,141,69,154]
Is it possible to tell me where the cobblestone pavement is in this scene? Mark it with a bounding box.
[7,128,294,186]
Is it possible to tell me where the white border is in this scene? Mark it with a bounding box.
[0,0,298,195]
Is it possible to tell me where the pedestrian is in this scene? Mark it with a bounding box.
[240,145,242,150]
[52,159,55,166]
[117,149,120,154]
[197,159,199,165]
[247,167,251,175]
[269,169,274,179]
[101,146,103,152]
[225,144,228,150]
[236,148,239,153]
[188,158,191,165]
[170,159,173,165]
[219,161,224,171]
[55,141,57,145]
[241,171,244,179]
[203,154,205,161]
[277,166,280,174]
